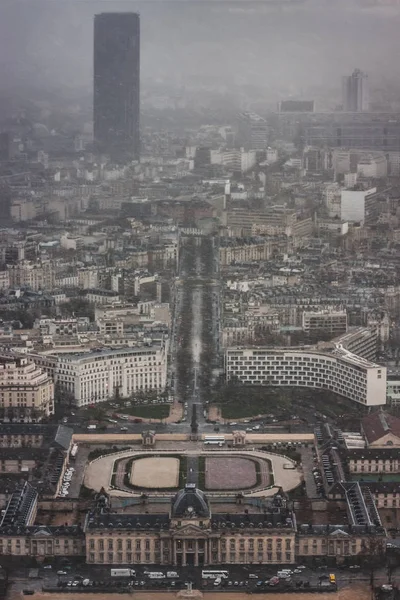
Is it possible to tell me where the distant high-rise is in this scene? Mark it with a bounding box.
[93,12,140,159]
[237,112,268,151]
[342,69,369,112]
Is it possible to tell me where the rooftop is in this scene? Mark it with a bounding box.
[361,411,400,445]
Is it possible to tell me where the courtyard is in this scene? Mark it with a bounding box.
[84,446,301,497]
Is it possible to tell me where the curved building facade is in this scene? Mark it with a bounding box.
[225,346,386,406]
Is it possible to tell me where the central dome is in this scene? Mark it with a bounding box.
[171,484,210,518]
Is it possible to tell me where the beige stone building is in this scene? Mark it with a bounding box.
[7,260,55,291]
[296,524,385,561]
[0,354,54,422]
[346,449,400,474]
[85,486,296,567]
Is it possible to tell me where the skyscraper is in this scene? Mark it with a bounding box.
[342,69,369,112]
[93,12,140,159]
[237,112,268,151]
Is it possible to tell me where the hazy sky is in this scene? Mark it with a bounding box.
[1,0,400,98]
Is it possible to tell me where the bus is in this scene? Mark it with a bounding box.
[203,436,225,447]
[201,570,229,580]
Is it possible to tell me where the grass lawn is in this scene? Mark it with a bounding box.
[215,385,291,419]
[214,383,363,421]
[119,404,170,419]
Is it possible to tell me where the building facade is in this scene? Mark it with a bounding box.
[34,345,167,407]
[85,485,296,567]
[93,12,140,159]
[225,346,386,406]
[342,69,369,112]
[237,112,268,151]
[0,354,54,422]
[302,311,348,337]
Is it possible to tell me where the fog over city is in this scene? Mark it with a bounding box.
[1,0,400,106]
[2,0,400,597]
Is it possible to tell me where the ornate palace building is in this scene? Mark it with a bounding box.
[85,484,296,567]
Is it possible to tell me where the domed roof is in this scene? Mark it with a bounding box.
[171,484,210,518]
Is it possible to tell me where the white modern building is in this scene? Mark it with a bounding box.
[357,154,387,179]
[340,187,377,223]
[225,346,386,406]
[32,345,167,407]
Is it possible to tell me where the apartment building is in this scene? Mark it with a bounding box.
[0,354,54,422]
[225,346,386,406]
[53,345,167,406]
[227,207,296,236]
[7,260,55,291]
[219,239,273,266]
[85,289,120,305]
[302,310,348,337]
[0,271,9,291]
[386,367,400,406]
[237,112,268,151]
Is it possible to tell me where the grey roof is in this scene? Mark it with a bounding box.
[86,513,170,531]
[0,525,84,537]
[53,425,73,451]
[171,484,210,518]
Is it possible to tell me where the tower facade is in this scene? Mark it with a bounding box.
[342,69,369,112]
[93,12,140,159]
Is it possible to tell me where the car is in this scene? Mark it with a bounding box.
[349,565,360,569]
[120,427,128,432]
[43,565,52,569]
[67,582,73,587]
[293,569,302,574]
[249,574,258,579]
[297,565,306,570]
[57,571,67,576]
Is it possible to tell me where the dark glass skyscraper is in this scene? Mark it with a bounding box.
[93,12,140,159]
